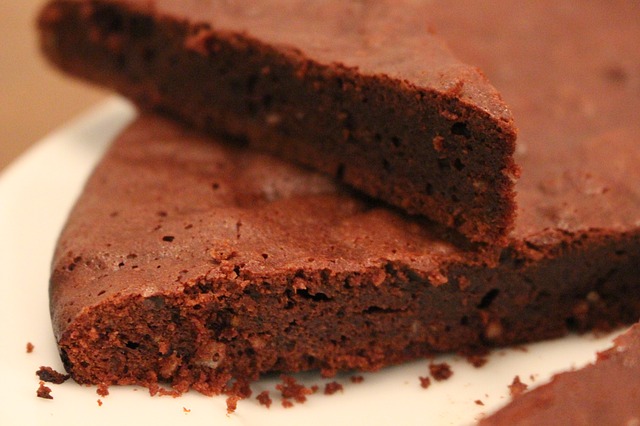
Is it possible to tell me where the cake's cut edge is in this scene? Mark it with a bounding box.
[49,114,640,400]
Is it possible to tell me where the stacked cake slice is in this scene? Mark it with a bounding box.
[38,0,519,245]
[39,0,640,421]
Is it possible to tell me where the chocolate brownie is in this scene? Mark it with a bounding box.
[50,110,640,396]
[480,324,640,425]
[50,0,640,400]
[37,0,519,245]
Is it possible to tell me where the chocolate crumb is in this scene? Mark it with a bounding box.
[282,399,294,408]
[429,362,453,381]
[466,354,488,368]
[350,375,364,383]
[276,375,313,404]
[37,381,53,399]
[419,376,432,389]
[508,375,528,398]
[26,342,34,353]
[97,399,103,406]
[256,390,272,408]
[224,380,252,413]
[36,366,70,384]
[475,399,485,406]
[97,384,110,397]
[324,381,343,395]
[183,407,191,413]
[226,395,240,413]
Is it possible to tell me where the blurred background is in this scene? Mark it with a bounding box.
[0,0,108,172]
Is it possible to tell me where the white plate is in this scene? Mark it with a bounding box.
[0,97,624,426]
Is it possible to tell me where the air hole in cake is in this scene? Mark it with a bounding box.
[262,94,273,108]
[478,289,500,309]
[382,159,392,172]
[97,290,106,296]
[425,183,434,195]
[283,289,296,309]
[141,47,156,64]
[115,53,126,70]
[167,54,179,68]
[336,163,345,180]
[261,253,269,260]
[246,73,258,94]
[129,14,154,38]
[92,6,124,33]
[453,214,466,229]
[364,306,393,314]
[245,100,258,116]
[454,158,465,171]
[460,316,469,325]
[437,158,450,170]
[565,316,579,329]
[296,289,331,302]
[125,341,140,350]
[391,136,401,147]
[162,235,175,242]
[451,122,471,137]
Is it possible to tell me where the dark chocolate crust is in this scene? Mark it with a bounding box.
[480,324,640,425]
[38,0,519,245]
[50,114,640,395]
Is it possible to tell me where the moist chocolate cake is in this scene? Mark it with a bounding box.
[49,0,640,405]
[50,110,640,396]
[38,0,519,245]
[480,324,640,425]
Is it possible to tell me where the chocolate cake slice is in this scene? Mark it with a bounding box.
[480,324,640,425]
[51,105,640,396]
[48,0,640,400]
[38,0,519,245]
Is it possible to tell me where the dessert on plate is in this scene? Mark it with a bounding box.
[43,0,640,416]
[38,0,520,245]
[50,109,640,396]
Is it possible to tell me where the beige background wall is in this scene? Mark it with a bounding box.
[0,0,108,172]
